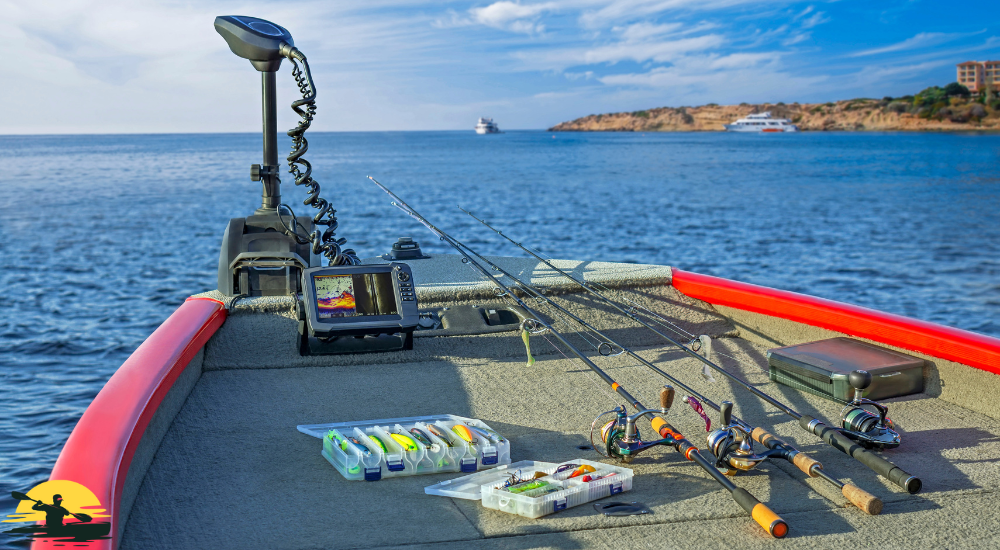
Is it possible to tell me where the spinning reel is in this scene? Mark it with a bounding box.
[837,370,901,450]
[592,387,680,463]
[701,400,782,476]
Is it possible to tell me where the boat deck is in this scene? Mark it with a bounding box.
[120,255,1000,549]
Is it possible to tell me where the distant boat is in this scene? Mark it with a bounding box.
[725,112,798,133]
[475,117,501,134]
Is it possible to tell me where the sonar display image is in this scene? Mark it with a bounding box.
[315,275,357,318]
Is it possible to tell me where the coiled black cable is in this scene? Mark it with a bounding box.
[279,48,360,266]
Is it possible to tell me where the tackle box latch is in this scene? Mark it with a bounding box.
[610,482,623,495]
[482,447,498,465]
[553,498,568,512]
[386,458,405,472]
[460,457,478,472]
[364,467,382,481]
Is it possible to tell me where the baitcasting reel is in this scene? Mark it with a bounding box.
[591,387,676,463]
[839,370,901,450]
[702,400,781,476]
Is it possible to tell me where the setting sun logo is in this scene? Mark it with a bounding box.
[4,480,110,543]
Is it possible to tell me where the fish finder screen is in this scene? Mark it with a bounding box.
[314,273,399,319]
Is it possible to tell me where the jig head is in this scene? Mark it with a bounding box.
[839,370,901,450]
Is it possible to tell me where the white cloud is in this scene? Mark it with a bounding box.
[850,31,979,57]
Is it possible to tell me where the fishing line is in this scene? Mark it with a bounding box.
[372,177,790,537]
[460,208,921,495]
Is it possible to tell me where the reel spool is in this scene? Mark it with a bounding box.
[704,401,771,475]
[839,370,901,450]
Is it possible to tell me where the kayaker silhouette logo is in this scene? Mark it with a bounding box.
[4,480,111,543]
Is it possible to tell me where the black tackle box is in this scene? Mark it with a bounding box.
[767,337,924,403]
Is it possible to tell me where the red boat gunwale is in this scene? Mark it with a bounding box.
[32,297,226,550]
[671,269,1000,375]
[32,268,1000,549]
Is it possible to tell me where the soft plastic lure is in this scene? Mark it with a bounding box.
[451,424,477,444]
[390,433,418,451]
[426,424,455,447]
[507,480,549,494]
[568,464,596,478]
[521,327,535,367]
[409,428,435,447]
[367,434,389,453]
[684,396,712,432]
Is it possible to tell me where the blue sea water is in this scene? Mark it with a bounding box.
[1,130,999,527]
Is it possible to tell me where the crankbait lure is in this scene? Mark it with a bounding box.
[452,424,477,444]
[466,425,496,444]
[426,424,455,447]
[347,437,373,456]
[367,434,389,453]
[473,424,507,443]
[390,433,418,451]
[409,428,436,447]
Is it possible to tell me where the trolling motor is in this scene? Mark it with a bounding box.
[214,17,419,354]
[838,370,901,450]
[214,15,359,298]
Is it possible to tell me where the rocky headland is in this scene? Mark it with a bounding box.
[550,86,1000,132]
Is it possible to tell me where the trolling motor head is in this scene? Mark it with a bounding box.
[215,16,294,72]
[840,370,901,450]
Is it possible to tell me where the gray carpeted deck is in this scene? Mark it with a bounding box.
[122,255,1000,549]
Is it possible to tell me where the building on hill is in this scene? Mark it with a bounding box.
[957,60,1000,92]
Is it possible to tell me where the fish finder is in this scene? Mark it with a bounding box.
[298,263,419,354]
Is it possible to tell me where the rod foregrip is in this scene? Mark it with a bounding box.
[842,483,883,515]
[799,415,921,494]
[731,488,788,538]
[751,426,822,477]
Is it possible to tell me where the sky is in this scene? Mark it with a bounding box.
[0,0,997,133]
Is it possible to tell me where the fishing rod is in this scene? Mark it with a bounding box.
[369,177,789,538]
[443,239,882,515]
[461,209,921,495]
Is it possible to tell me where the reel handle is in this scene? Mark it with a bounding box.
[849,370,872,400]
[659,385,675,411]
[720,400,733,427]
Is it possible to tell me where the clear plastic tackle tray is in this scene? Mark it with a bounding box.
[425,459,633,519]
[297,414,511,481]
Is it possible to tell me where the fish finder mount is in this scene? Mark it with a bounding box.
[296,263,420,355]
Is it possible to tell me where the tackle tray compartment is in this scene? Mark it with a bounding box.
[425,459,633,519]
[767,337,924,403]
[297,414,510,481]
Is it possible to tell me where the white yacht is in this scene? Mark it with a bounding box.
[475,117,501,134]
[725,112,799,132]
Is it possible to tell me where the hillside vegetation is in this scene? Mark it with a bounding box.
[550,83,1000,132]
